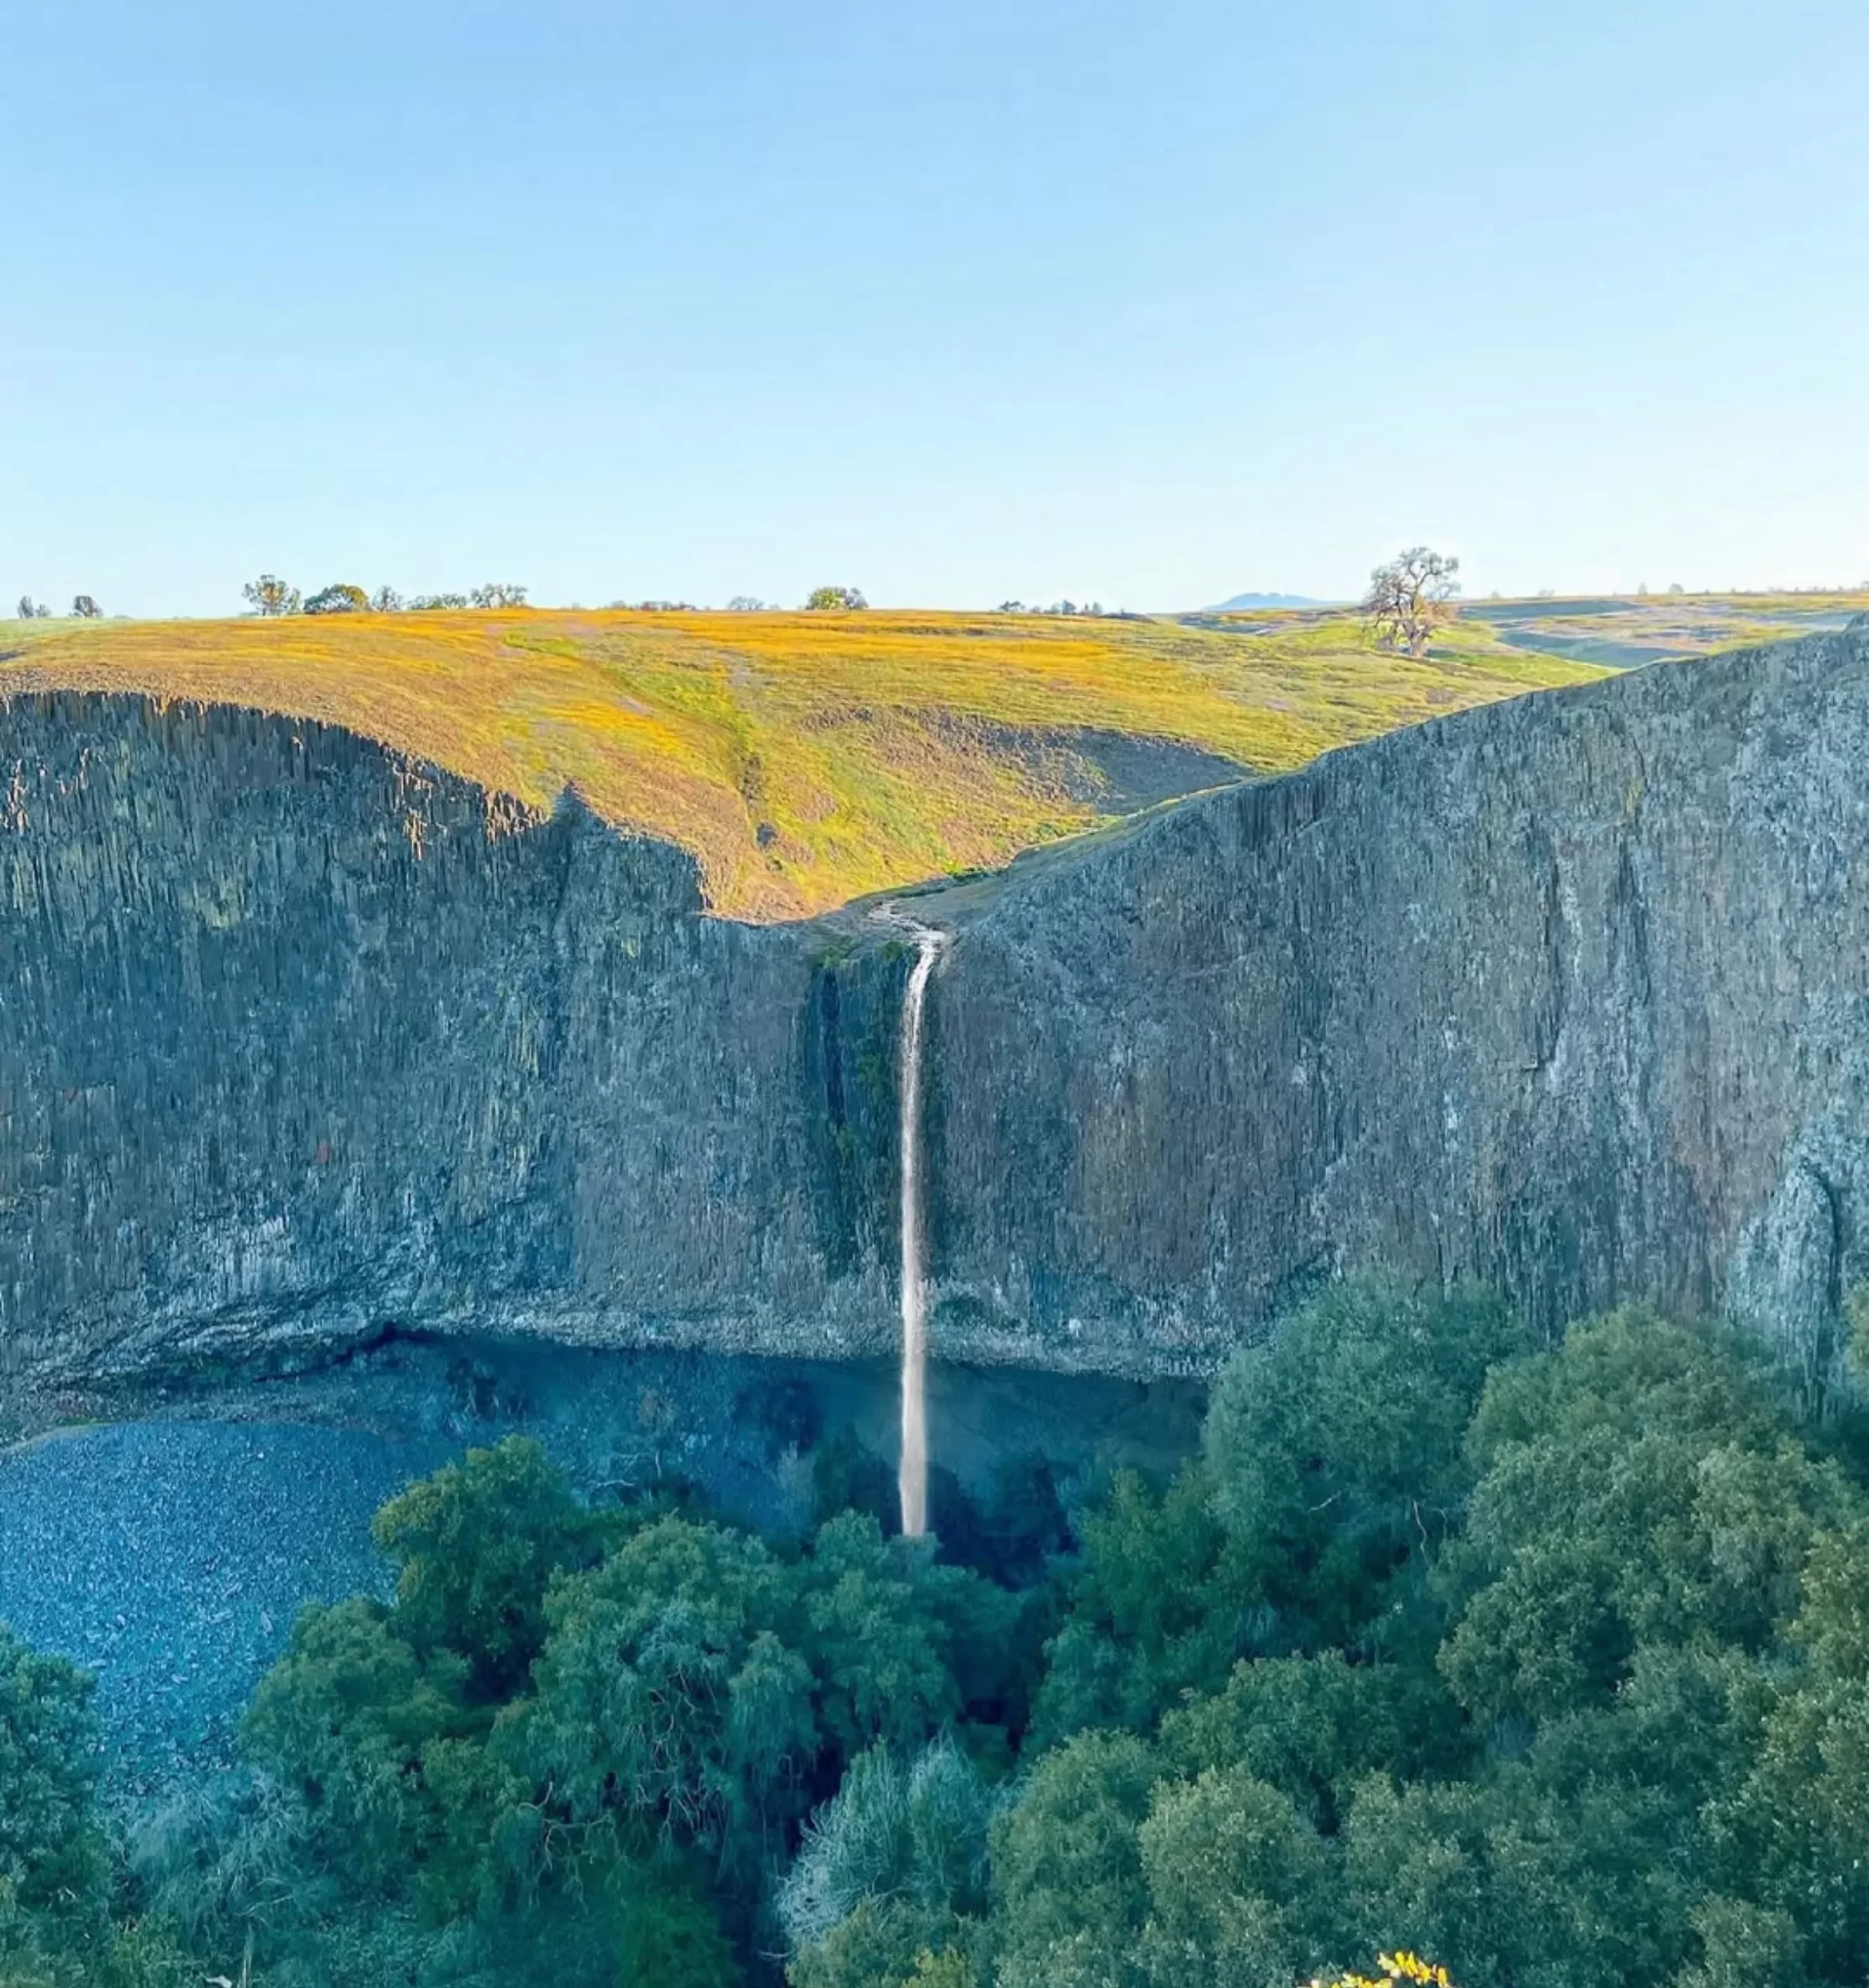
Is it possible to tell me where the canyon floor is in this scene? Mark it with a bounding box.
[0,1338,1201,1782]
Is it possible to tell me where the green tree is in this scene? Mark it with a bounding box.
[617,1870,744,1988]
[124,1766,313,1952]
[241,574,300,615]
[804,585,868,610]
[905,1946,978,1986]
[509,1514,815,1867]
[988,1731,1156,1988]
[370,1436,600,1699]
[1340,1762,1704,1988]
[302,582,369,613]
[1206,1282,1521,1656]
[1158,1652,1427,1829]
[1715,1519,1869,1981]
[779,1739,992,1976]
[802,1515,967,1758]
[0,1624,105,1925]
[1134,1767,1329,1987]
[1673,1895,1804,1988]
[1029,1461,1255,1747]
[791,1898,978,1988]
[240,1597,471,1892]
[1440,1312,1849,1727]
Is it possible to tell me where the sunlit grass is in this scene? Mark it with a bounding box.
[0,598,1836,919]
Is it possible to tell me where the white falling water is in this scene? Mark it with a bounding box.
[895,924,947,1537]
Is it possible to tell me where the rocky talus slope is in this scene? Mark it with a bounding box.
[2,620,1864,1399]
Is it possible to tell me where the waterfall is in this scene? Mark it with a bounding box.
[895,923,947,1538]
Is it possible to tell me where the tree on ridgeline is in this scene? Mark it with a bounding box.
[370,585,405,611]
[241,574,300,617]
[409,591,469,609]
[14,596,51,619]
[805,586,869,610]
[470,582,529,608]
[725,595,771,611]
[70,595,100,618]
[1360,547,1461,656]
[302,582,370,615]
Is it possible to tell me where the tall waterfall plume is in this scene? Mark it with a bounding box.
[894,923,948,1537]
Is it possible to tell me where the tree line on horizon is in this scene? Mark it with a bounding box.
[12,558,1861,631]
[237,578,880,617]
[27,546,1464,635]
[15,593,102,620]
[241,577,533,616]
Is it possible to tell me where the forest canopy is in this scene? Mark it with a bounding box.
[5,1283,1869,1987]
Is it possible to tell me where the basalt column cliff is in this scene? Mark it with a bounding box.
[2,621,1866,1395]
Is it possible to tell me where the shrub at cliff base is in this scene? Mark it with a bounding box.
[7,1279,1869,1986]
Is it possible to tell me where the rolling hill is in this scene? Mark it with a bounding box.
[1,596,1857,919]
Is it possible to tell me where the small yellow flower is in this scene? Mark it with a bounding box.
[1311,1955,1456,1988]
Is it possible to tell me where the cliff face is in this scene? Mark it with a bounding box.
[3,621,1867,1395]
[0,697,906,1383]
[929,617,1869,1392]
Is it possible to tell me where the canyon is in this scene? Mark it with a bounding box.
[2,617,1866,1419]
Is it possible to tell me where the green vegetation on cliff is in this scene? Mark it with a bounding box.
[8,1281,1869,1985]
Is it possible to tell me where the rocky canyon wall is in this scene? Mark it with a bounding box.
[0,697,905,1385]
[3,620,1866,1395]
[929,617,1869,1391]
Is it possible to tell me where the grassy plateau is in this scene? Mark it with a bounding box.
[1,595,1858,920]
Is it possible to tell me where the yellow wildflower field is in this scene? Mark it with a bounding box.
[0,599,1812,919]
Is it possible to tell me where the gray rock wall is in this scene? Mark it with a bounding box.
[0,697,905,1385]
[929,618,1869,1389]
[2,622,1866,1395]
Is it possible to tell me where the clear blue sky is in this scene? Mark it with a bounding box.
[4,0,1864,614]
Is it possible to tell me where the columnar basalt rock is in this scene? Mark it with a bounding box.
[1,621,1865,1398]
[0,696,906,1385]
[929,617,1869,1389]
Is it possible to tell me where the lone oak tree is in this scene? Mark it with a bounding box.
[1362,547,1460,657]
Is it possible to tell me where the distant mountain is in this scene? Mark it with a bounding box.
[1204,591,1329,612]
